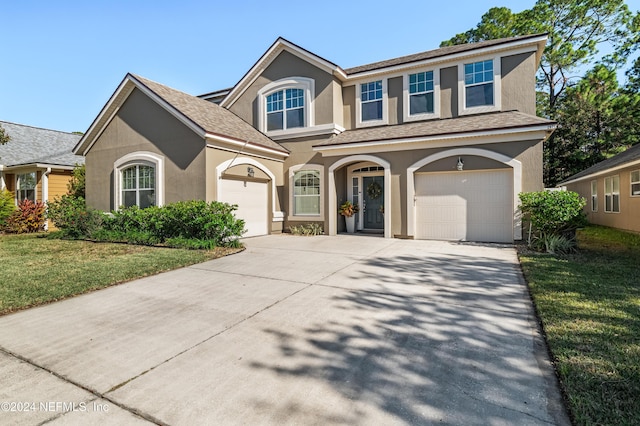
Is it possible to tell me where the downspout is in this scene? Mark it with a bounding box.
[42,167,51,230]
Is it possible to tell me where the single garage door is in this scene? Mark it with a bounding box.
[219,178,268,238]
[415,169,513,243]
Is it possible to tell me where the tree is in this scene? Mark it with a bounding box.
[0,124,9,145]
[67,164,86,198]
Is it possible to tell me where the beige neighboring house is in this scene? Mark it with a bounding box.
[560,144,640,234]
[74,34,556,242]
[0,121,83,228]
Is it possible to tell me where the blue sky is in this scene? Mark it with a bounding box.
[1,0,638,133]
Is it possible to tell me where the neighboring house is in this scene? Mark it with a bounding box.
[74,34,555,242]
[560,144,640,234]
[0,121,84,226]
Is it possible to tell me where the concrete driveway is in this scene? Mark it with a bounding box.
[0,235,569,425]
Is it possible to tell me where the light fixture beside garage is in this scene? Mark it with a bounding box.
[457,157,464,171]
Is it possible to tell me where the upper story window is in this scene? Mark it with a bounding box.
[16,172,36,202]
[361,81,383,121]
[356,79,387,128]
[266,88,305,131]
[604,175,620,213]
[465,60,494,107]
[458,57,501,115]
[631,170,640,196]
[591,180,598,212]
[257,77,314,136]
[121,164,156,209]
[409,71,434,115]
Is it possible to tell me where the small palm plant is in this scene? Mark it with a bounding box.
[338,200,359,217]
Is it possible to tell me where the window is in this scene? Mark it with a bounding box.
[16,172,36,202]
[408,71,434,115]
[604,176,620,213]
[257,77,314,135]
[631,170,640,196]
[464,60,494,108]
[121,164,156,208]
[361,80,383,121]
[293,170,320,215]
[266,88,305,131]
[591,180,598,211]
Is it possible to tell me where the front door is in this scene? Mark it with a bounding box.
[363,175,384,229]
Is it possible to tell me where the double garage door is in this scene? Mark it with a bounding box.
[219,179,268,238]
[415,170,513,243]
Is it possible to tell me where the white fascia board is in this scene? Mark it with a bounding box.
[314,125,554,156]
[560,158,640,186]
[344,36,547,83]
[205,133,289,159]
[221,39,342,109]
[268,123,345,141]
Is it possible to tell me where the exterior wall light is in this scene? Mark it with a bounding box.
[247,167,255,178]
[457,157,464,171]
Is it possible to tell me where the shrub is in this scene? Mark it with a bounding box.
[47,195,103,238]
[5,199,46,233]
[0,189,16,226]
[103,200,245,247]
[519,190,587,253]
[67,164,86,198]
[289,223,324,236]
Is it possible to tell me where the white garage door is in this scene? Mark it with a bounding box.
[219,179,268,238]
[415,170,513,243]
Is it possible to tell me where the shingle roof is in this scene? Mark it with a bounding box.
[132,75,288,154]
[344,34,547,75]
[314,111,555,148]
[0,121,83,167]
[560,143,640,184]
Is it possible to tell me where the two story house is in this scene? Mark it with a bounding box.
[74,34,555,242]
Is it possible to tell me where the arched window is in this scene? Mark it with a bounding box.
[121,163,155,208]
[258,77,314,134]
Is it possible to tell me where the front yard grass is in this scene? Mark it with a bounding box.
[519,225,640,425]
[0,233,242,315]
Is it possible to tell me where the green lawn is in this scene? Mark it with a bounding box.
[519,226,640,425]
[0,233,242,315]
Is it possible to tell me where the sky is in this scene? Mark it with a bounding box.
[1,0,638,133]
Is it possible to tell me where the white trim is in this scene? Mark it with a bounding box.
[631,170,640,197]
[221,38,344,109]
[328,155,391,238]
[561,158,640,186]
[113,151,165,208]
[205,133,288,159]
[345,38,545,81]
[355,79,388,128]
[314,125,555,156]
[288,164,324,220]
[215,157,282,222]
[406,148,522,240]
[403,68,440,122]
[206,143,286,163]
[268,123,345,140]
[458,56,502,115]
[591,180,598,212]
[257,77,315,135]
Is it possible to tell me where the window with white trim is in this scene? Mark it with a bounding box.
[266,88,305,131]
[631,170,640,196]
[360,80,383,122]
[293,170,320,215]
[464,60,494,108]
[121,164,156,208]
[257,77,314,135]
[591,180,598,212]
[604,175,620,213]
[408,71,434,115]
[16,172,36,202]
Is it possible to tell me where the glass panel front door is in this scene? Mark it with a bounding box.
[363,176,384,229]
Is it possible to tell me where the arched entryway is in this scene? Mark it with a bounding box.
[328,155,391,238]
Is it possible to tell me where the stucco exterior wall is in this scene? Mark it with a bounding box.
[565,166,640,234]
[501,52,537,116]
[439,66,458,119]
[227,51,337,129]
[85,89,207,211]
